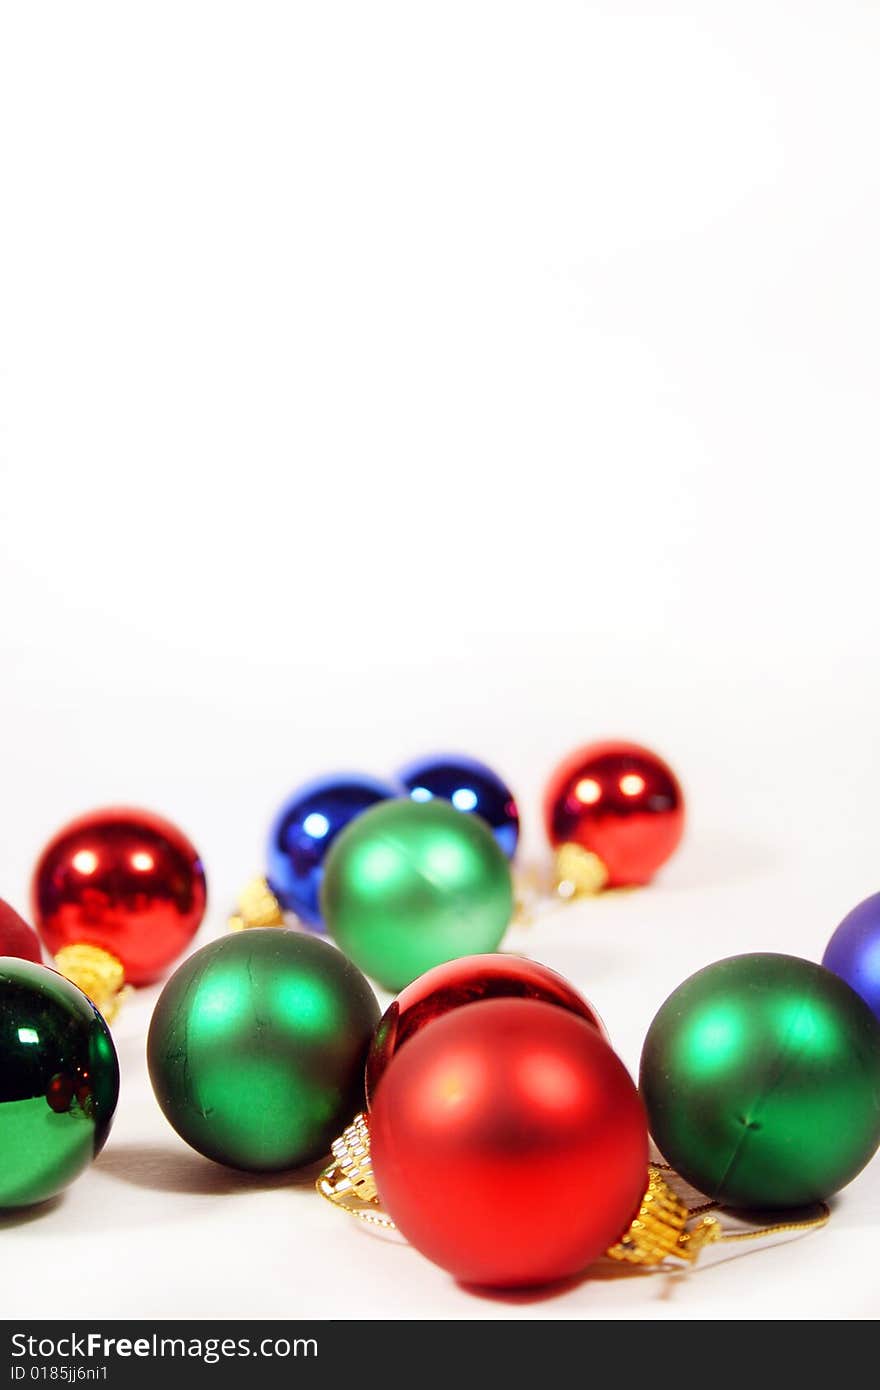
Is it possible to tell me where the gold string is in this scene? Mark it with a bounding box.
[652,1163,830,1245]
[714,1207,830,1242]
[342,1205,397,1231]
[315,1175,395,1229]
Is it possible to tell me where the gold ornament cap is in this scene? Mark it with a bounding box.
[606,1165,722,1265]
[229,876,287,932]
[317,1112,378,1208]
[54,943,130,1022]
[554,843,609,898]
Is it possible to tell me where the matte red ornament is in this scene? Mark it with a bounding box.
[0,898,42,963]
[31,807,206,986]
[369,998,649,1288]
[543,740,684,887]
[366,952,605,1106]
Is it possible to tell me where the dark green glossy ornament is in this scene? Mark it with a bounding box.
[0,957,119,1208]
[147,929,379,1171]
[320,798,514,993]
[640,952,880,1208]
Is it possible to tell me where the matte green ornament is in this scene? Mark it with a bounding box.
[320,798,514,993]
[0,957,119,1208]
[640,952,880,1208]
[147,929,379,1171]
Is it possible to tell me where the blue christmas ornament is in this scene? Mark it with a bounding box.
[823,892,880,1022]
[395,753,519,859]
[266,773,395,928]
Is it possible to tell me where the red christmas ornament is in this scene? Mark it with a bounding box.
[366,952,605,1105]
[0,898,42,964]
[32,807,206,987]
[543,740,684,888]
[369,998,649,1288]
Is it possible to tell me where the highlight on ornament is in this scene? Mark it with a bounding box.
[543,740,684,897]
[31,806,207,1020]
[320,797,515,993]
[147,929,379,1171]
[231,771,395,933]
[394,752,520,859]
[0,957,119,1208]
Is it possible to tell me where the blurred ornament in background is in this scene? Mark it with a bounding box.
[261,773,395,931]
[365,952,605,1104]
[0,897,42,963]
[395,753,519,859]
[321,798,514,993]
[368,998,649,1287]
[823,892,880,1021]
[31,807,206,1019]
[148,929,379,1171]
[640,952,880,1208]
[0,957,119,1207]
[543,740,684,893]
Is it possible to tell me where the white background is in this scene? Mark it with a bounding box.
[1,2,879,1320]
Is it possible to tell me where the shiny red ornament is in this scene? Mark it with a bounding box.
[31,807,207,986]
[366,952,605,1105]
[0,898,42,963]
[369,998,649,1288]
[543,740,684,887]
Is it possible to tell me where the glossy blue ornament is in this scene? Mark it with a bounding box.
[395,753,519,859]
[266,773,395,928]
[823,892,880,1022]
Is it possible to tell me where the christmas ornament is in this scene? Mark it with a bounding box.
[823,892,880,1021]
[236,772,396,934]
[147,928,379,1171]
[321,799,514,993]
[543,740,684,892]
[365,998,649,1287]
[640,952,880,1208]
[365,952,605,1104]
[0,957,119,1207]
[31,806,207,1023]
[395,753,519,859]
[0,898,42,964]
[31,806,207,1017]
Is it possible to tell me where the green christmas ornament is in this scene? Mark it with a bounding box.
[320,798,514,993]
[640,952,880,1209]
[0,957,119,1208]
[147,929,379,1171]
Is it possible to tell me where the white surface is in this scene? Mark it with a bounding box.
[1,1,880,1320]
